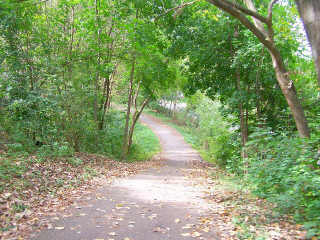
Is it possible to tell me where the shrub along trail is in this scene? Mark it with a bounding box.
[4,114,306,240]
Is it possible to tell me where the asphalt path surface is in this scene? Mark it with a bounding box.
[33,114,219,240]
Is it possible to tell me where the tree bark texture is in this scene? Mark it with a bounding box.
[295,0,320,87]
[236,70,248,158]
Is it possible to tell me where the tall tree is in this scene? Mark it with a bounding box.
[295,0,320,87]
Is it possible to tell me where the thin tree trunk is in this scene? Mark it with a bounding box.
[121,57,136,160]
[94,0,101,123]
[26,33,34,91]
[127,97,151,153]
[173,93,177,119]
[107,79,114,109]
[236,70,248,158]
[99,64,119,130]
[68,6,75,82]
[255,50,263,126]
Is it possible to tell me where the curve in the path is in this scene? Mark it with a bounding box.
[33,114,219,240]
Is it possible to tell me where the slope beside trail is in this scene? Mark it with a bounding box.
[32,114,220,240]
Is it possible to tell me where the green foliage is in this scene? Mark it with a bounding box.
[86,110,126,158]
[37,142,74,160]
[5,93,59,145]
[149,93,236,167]
[67,157,83,167]
[244,131,320,236]
[0,0,319,236]
[129,122,160,161]
[193,97,235,166]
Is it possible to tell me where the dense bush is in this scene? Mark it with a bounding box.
[193,98,236,166]
[243,131,320,236]
[1,96,158,162]
[3,93,59,149]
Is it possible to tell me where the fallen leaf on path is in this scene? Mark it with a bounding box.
[153,226,167,233]
[202,226,210,232]
[191,231,201,237]
[55,226,65,230]
[148,214,157,220]
[182,224,193,229]
[181,233,191,237]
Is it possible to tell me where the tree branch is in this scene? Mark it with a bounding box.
[222,0,268,24]
[155,0,200,21]
[243,0,268,36]
[267,0,279,21]
[207,0,269,44]
[266,0,279,40]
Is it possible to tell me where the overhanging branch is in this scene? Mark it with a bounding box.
[155,0,200,21]
[222,0,268,24]
[206,0,272,48]
[267,0,279,23]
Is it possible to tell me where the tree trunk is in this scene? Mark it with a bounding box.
[94,0,101,123]
[295,0,320,87]
[236,70,248,158]
[269,50,310,138]
[99,64,118,130]
[207,0,310,138]
[173,93,177,119]
[127,97,151,153]
[255,49,264,127]
[68,6,75,85]
[121,57,136,160]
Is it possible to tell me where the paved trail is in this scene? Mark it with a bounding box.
[33,114,219,240]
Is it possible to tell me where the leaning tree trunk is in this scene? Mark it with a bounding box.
[295,0,320,87]
[206,0,310,138]
[127,97,151,153]
[268,45,310,138]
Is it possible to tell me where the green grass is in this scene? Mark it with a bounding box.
[128,122,161,162]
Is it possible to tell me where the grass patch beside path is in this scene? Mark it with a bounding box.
[128,122,161,162]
